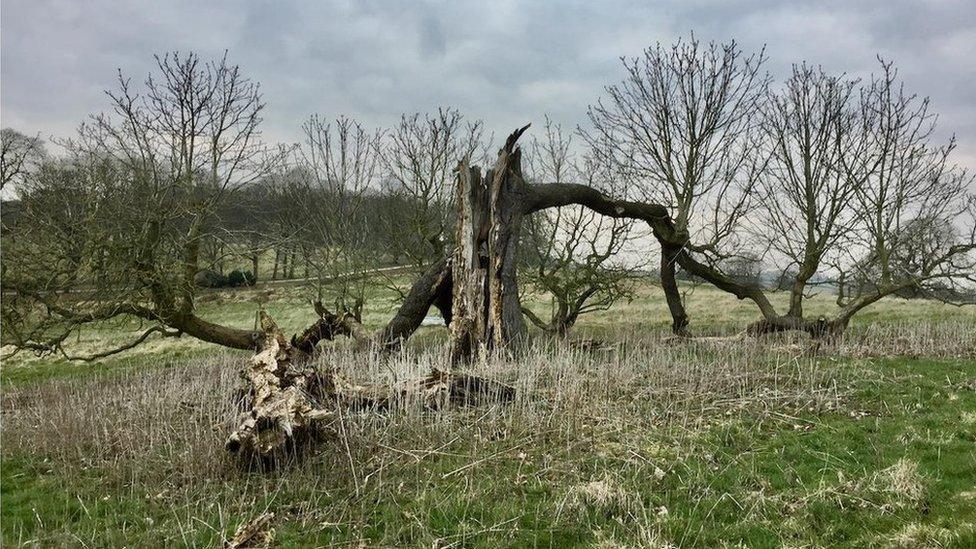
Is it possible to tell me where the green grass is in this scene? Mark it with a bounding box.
[3,354,974,546]
[653,357,976,547]
[2,281,975,546]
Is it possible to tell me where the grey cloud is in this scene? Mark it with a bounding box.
[2,0,973,166]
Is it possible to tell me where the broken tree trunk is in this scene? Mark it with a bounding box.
[450,126,530,362]
[225,312,331,456]
[450,160,489,362]
[227,310,515,459]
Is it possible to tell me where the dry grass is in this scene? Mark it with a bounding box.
[1,335,843,543]
[833,320,976,358]
[2,335,843,481]
[3,319,975,546]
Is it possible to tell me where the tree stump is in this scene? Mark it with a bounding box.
[450,126,531,362]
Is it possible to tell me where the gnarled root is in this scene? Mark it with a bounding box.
[227,312,516,459]
[226,312,331,456]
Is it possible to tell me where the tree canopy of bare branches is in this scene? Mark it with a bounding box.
[584,36,771,333]
[521,118,639,335]
[2,41,974,367]
[381,108,486,267]
[2,51,285,358]
[1,128,45,192]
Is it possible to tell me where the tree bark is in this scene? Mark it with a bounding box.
[171,313,262,350]
[450,126,530,362]
[376,257,453,349]
[660,245,690,335]
[227,311,514,458]
[486,133,529,348]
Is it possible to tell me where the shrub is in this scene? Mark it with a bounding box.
[227,269,255,287]
[194,269,227,288]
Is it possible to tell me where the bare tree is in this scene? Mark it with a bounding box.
[756,64,863,318]
[381,108,485,267]
[719,253,764,287]
[831,60,976,321]
[292,114,383,312]
[746,59,975,335]
[584,36,770,334]
[582,44,972,338]
[1,128,45,192]
[521,119,638,336]
[2,51,286,357]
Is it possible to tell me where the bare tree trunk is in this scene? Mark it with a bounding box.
[521,179,780,332]
[375,257,453,349]
[249,233,261,282]
[788,278,805,318]
[450,127,530,362]
[660,245,690,336]
[450,161,489,362]
[788,262,817,318]
[486,136,529,348]
[551,302,575,338]
[287,248,297,279]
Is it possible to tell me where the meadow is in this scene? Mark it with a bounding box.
[2,281,975,547]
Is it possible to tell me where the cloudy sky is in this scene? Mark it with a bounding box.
[2,0,974,167]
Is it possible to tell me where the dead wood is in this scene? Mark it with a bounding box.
[450,126,532,362]
[225,512,275,548]
[225,312,332,456]
[227,310,515,458]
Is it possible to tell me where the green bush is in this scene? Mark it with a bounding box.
[194,269,227,288]
[227,269,255,287]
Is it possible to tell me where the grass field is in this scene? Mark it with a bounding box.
[2,281,975,547]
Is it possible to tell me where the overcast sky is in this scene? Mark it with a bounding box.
[2,0,974,168]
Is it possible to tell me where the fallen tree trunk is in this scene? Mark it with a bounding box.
[227,311,515,458]
[291,258,454,355]
[745,315,846,340]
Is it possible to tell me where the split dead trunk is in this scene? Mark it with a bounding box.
[450,126,530,362]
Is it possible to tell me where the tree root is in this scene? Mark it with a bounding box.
[225,313,331,456]
[226,312,515,459]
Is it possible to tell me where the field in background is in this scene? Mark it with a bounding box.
[2,279,975,546]
[3,278,973,385]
